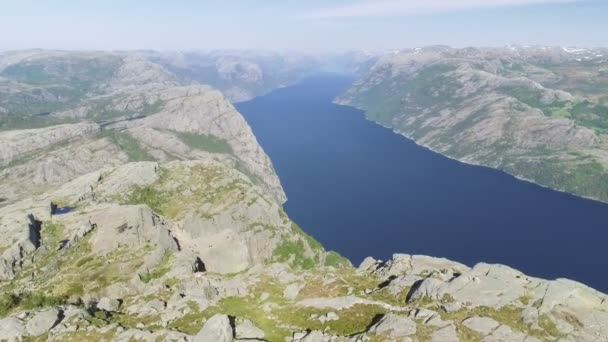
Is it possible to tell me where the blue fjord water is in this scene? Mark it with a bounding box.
[236,74,608,292]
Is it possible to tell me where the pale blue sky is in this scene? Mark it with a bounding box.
[0,0,606,51]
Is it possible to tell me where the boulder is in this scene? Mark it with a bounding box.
[0,317,26,340]
[318,312,339,323]
[357,256,380,272]
[407,277,444,302]
[194,314,233,342]
[462,316,500,336]
[482,325,541,342]
[235,319,265,340]
[367,313,416,338]
[25,308,61,336]
[283,283,304,300]
[430,324,459,342]
[97,297,121,312]
[95,162,160,196]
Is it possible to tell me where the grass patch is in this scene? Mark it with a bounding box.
[125,186,166,214]
[173,131,233,154]
[167,301,206,335]
[99,130,153,162]
[0,292,67,317]
[441,305,560,341]
[324,251,351,268]
[277,304,387,337]
[272,239,316,270]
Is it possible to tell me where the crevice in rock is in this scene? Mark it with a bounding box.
[172,236,181,251]
[27,214,42,249]
[50,309,65,332]
[228,315,237,338]
[356,313,385,337]
[192,257,206,273]
[406,278,425,303]
[376,275,398,290]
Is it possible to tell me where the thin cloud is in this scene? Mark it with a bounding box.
[303,0,581,19]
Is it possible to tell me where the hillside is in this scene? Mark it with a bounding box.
[337,46,608,202]
[0,50,606,341]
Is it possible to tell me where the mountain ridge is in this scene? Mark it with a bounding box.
[0,49,606,341]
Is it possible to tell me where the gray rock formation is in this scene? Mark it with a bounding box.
[97,298,121,312]
[194,314,233,342]
[367,313,417,338]
[25,308,61,337]
[0,317,26,341]
[235,319,265,340]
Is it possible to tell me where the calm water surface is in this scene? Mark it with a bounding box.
[237,74,608,292]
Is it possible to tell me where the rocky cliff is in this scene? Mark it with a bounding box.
[0,49,607,342]
[1,159,606,342]
[0,50,285,205]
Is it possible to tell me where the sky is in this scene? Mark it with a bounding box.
[0,0,606,51]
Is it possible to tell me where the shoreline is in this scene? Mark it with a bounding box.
[340,101,608,206]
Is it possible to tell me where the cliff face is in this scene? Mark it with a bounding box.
[0,49,606,342]
[1,160,606,342]
[337,46,608,203]
[0,50,285,205]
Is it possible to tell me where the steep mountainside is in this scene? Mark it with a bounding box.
[338,46,608,202]
[0,50,284,205]
[1,161,606,342]
[0,50,606,342]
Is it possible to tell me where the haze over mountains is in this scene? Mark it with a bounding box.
[0,47,608,341]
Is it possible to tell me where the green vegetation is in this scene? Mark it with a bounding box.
[196,274,389,341]
[122,163,253,220]
[167,301,206,335]
[324,251,351,268]
[0,292,67,317]
[99,130,153,162]
[0,225,147,308]
[276,304,387,336]
[125,185,166,214]
[88,97,165,121]
[353,64,459,125]
[0,114,76,131]
[272,239,316,270]
[270,223,327,270]
[440,305,562,341]
[1,56,120,88]
[291,223,324,254]
[173,131,233,154]
[504,154,608,201]
[0,56,122,124]
[506,89,608,134]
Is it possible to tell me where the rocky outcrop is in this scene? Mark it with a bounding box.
[194,314,233,342]
[0,50,285,206]
[367,313,417,338]
[0,123,98,167]
[0,212,42,280]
